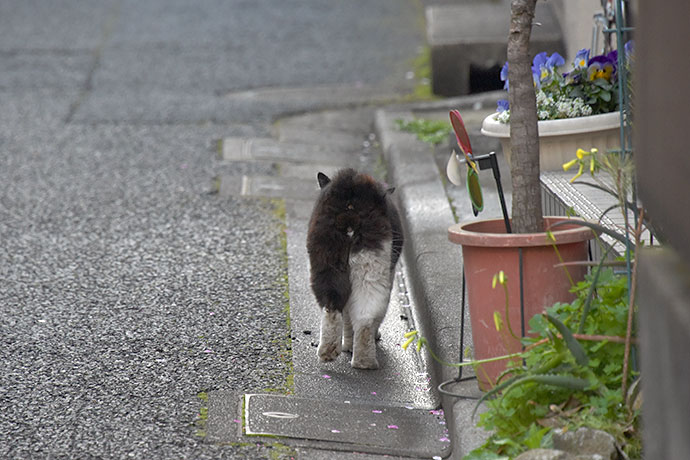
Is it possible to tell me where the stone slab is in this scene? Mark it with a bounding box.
[295,447,411,460]
[221,137,359,166]
[276,162,348,181]
[244,394,450,458]
[274,108,377,138]
[426,1,563,96]
[217,174,319,200]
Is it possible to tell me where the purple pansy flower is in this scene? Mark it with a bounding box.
[573,48,589,68]
[587,52,617,81]
[531,52,548,87]
[624,40,634,59]
[500,61,509,90]
[546,52,565,69]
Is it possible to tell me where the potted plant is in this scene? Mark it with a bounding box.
[480,38,633,170]
[446,0,602,389]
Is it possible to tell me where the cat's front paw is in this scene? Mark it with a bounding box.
[351,355,379,370]
[317,340,341,362]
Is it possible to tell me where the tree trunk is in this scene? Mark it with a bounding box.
[508,0,543,233]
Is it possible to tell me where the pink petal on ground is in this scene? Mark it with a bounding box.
[322,375,331,379]
[233,419,241,424]
[372,410,382,414]
[439,437,451,443]
[371,391,377,395]
[387,425,399,429]
[331,429,341,433]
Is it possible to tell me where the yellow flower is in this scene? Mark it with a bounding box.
[492,271,506,288]
[562,158,578,171]
[576,148,590,160]
[563,158,578,171]
[493,312,503,331]
[402,336,415,351]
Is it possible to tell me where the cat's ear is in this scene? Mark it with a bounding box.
[386,186,396,195]
[317,172,331,189]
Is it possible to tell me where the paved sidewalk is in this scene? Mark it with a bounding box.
[207,107,450,459]
[204,93,511,459]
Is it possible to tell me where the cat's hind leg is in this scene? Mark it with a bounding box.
[342,308,354,353]
[317,309,343,362]
[349,288,389,369]
[351,320,381,369]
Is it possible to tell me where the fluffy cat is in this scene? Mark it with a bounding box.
[306,168,403,369]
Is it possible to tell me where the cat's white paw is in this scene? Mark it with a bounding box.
[317,340,341,362]
[351,355,379,369]
[351,325,378,369]
[318,309,343,361]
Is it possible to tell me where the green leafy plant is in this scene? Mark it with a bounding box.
[403,265,642,459]
[464,146,646,459]
[469,268,640,459]
[395,118,453,146]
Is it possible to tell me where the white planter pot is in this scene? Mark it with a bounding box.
[481,111,621,171]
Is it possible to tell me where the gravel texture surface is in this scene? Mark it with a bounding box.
[0,124,292,459]
[0,0,422,457]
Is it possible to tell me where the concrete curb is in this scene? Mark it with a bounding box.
[375,104,494,459]
[376,108,463,387]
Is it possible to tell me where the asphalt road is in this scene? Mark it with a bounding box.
[0,1,423,458]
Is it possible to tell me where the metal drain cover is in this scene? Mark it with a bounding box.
[244,394,450,457]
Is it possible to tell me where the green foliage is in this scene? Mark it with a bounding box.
[395,118,452,146]
[194,392,210,438]
[408,46,435,100]
[467,268,641,459]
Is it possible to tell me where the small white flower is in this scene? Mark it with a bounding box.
[496,111,511,124]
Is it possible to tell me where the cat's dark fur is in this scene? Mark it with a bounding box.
[306,168,403,369]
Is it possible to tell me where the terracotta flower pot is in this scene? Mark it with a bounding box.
[448,217,595,390]
[481,111,621,171]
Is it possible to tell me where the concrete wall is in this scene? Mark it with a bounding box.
[550,0,602,62]
[634,0,690,458]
